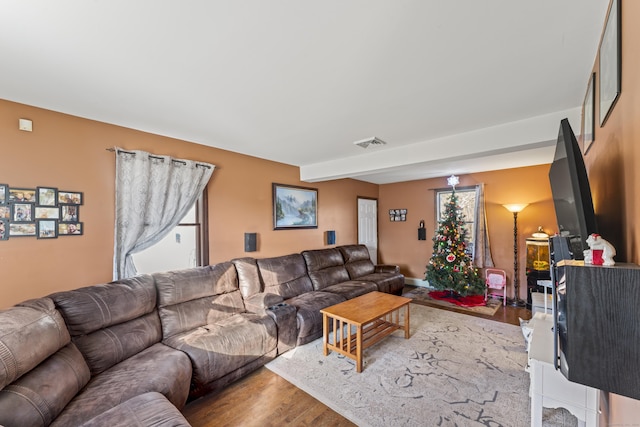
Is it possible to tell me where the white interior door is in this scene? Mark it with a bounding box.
[358,198,378,264]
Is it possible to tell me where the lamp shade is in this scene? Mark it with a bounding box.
[502,203,529,213]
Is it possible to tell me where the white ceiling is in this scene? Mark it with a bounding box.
[0,1,608,184]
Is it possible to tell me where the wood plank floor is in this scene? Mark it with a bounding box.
[182,290,532,426]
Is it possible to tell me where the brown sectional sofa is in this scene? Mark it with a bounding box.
[0,244,403,426]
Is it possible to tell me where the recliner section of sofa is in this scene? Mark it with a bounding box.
[259,253,349,345]
[0,297,90,427]
[302,247,379,299]
[154,263,278,398]
[48,275,193,426]
[338,244,405,295]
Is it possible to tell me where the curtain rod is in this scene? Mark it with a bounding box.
[106,148,212,169]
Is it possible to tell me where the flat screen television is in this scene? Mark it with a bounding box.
[548,118,598,259]
[549,119,598,378]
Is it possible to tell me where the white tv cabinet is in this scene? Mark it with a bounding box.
[528,313,600,427]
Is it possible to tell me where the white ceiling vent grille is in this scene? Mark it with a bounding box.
[353,137,387,149]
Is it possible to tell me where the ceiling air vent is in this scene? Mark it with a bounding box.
[353,137,387,149]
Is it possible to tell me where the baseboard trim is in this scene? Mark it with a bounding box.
[404,277,431,288]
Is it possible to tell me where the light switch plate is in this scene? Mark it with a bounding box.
[19,119,33,132]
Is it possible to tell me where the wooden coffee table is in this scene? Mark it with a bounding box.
[320,291,411,372]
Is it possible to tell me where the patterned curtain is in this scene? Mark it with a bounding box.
[474,183,494,268]
[113,148,214,280]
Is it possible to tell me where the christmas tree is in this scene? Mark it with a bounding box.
[425,179,484,296]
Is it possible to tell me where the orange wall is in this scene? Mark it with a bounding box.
[378,165,557,301]
[0,99,377,308]
[580,0,640,421]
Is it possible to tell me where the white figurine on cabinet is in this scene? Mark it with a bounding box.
[585,234,616,266]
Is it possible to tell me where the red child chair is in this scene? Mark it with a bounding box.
[485,268,507,306]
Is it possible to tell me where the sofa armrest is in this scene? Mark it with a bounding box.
[243,293,284,314]
[375,264,400,274]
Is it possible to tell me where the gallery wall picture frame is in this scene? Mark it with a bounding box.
[0,218,7,240]
[58,191,83,205]
[11,203,34,222]
[582,72,596,154]
[60,205,79,222]
[37,220,58,239]
[0,206,9,219]
[0,184,7,205]
[273,183,318,230]
[37,187,58,207]
[599,0,621,127]
[9,222,36,237]
[389,209,408,222]
[8,187,36,203]
[35,207,60,220]
[59,222,83,236]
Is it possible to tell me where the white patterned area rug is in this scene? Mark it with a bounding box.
[266,303,531,427]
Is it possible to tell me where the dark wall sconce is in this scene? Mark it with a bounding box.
[418,220,427,240]
[326,230,336,245]
[244,232,257,252]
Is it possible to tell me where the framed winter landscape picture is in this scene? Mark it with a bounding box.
[273,183,318,230]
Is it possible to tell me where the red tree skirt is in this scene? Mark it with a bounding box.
[428,290,486,307]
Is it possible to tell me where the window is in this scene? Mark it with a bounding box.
[436,186,479,258]
[132,189,208,274]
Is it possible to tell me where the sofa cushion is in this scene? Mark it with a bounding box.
[163,313,277,393]
[51,343,192,427]
[232,257,262,299]
[0,297,70,390]
[338,244,376,278]
[0,343,91,427]
[356,272,405,294]
[256,253,314,299]
[284,291,345,345]
[155,264,238,307]
[50,275,157,336]
[50,276,162,375]
[301,248,351,291]
[155,263,246,339]
[79,392,191,427]
[72,312,162,376]
[321,280,377,300]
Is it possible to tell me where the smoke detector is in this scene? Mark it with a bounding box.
[353,136,387,149]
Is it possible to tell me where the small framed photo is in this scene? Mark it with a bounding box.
[9,222,36,237]
[61,205,79,222]
[0,218,8,240]
[37,220,58,239]
[59,222,83,235]
[35,206,60,219]
[12,203,34,222]
[0,184,7,205]
[58,191,83,205]
[8,188,36,203]
[0,206,9,219]
[37,187,58,207]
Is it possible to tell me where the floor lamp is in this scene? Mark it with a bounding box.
[503,203,528,307]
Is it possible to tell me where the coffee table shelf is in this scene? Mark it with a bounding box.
[320,291,411,372]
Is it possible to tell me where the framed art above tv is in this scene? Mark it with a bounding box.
[599,0,621,126]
